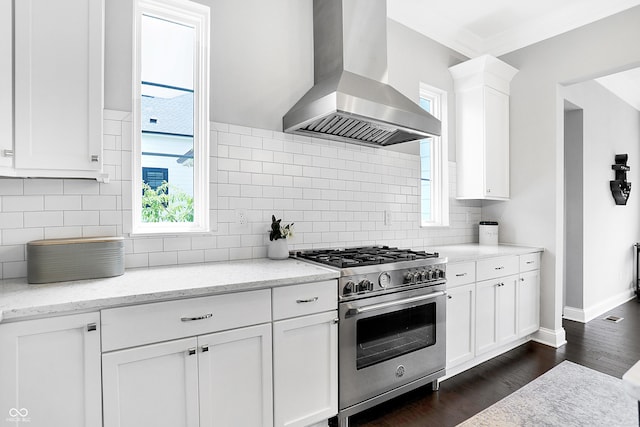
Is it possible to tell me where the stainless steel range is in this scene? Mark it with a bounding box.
[292,246,447,427]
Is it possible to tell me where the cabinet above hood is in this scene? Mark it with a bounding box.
[282,0,441,147]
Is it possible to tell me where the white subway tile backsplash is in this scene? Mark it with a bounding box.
[0,179,23,196]
[64,211,99,226]
[149,251,178,267]
[24,211,63,228]
[3,228,44,245]
[0,114,481,279]
[24,179,63,195]
[2,196,44,212]
[0,212,24,229]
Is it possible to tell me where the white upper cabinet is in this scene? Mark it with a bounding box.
[450,55,517,200]
[0,0,12,170]
[8,0,106,181]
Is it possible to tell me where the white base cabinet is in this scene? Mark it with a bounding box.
[446,283,475,368]
[518,270,541,337]
[273,312,338,427]
[475,274,518,355]
[0,313,102,427]
[272,281,338,427]
[445,253,541,377]
[102,324,273,427]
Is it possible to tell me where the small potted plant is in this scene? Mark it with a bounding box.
[268,215,294,260]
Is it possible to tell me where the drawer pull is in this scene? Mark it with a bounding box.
[187,347,196,356]
[455,273,467,277]
[87,323,97,332]
[201,344,209,353]
[494,266,504,270]
[526,261,535,264]
[447,295,453,299]
[181,313,213,322]
[296,297,319,304]
[333,318,339,324]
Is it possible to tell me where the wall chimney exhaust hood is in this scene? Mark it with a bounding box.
[282,0,441,147]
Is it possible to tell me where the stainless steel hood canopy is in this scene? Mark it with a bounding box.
[283,0,441,147]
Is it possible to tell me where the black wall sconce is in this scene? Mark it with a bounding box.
[610,154,631,205]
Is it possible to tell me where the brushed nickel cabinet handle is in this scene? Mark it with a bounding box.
[181,313,213,322]
[187,348,196,356]
[455,273,467,277]
[87,323,97,332]
[201,345,209,353]
[526,261,535,264]
[495,266,504,270]
[296,297,319,304]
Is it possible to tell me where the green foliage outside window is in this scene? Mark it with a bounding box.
[142,181,194,223]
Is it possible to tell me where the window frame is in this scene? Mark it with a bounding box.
[419,83,449,227]
[132,0,210,235]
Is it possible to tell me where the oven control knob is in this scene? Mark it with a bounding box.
[358,279,372,292]
[404,272,414,284]
[421,271,430,281]
[413,272,422,283]
[379,272,391,289]
[343,281,355,295]
[436,268,445,279]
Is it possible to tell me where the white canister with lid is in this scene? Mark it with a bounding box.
[479,221,499,245]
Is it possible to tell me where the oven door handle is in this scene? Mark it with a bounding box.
[345,291,447,318]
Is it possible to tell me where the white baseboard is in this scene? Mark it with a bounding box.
[564,290,636,323]
[532,327,566,348]
[562,306,586,322]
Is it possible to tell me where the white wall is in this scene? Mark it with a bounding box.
[563,80,640,321]
[0,113,481,279]
[483,5,640,342]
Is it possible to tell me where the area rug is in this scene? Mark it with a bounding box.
[457,360,637,427]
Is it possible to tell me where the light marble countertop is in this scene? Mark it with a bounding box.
[0,243,543,324]
[0,258,339,323]
[426,243,544,263]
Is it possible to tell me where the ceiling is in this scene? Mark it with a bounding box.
[387,0,640,111]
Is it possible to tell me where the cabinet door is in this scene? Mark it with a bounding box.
[446,283,475,368]
[198,323,273,427]
[475,279,499,355]
[483,86,510,198]
[273,311,338,427]
[518,270,540,337]
[497,275,518,344]
[0,313,102,427]
[0,0,11,170]
[102,337,200,427]
[14,0,103,174]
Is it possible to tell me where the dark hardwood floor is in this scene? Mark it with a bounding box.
[348,298,640,426]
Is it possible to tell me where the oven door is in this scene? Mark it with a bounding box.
[338,284,446,410]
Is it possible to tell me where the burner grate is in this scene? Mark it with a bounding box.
[295,246,440,268]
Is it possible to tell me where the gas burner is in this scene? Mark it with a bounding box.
[294,246,440,268]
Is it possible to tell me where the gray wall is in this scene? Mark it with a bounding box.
[563,80,640,316]
[484,5,640,336]
[563,106,583,309]
[104,0,466,160]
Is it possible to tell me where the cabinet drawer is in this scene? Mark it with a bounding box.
[520,253,541,272]
[476,256,518,281]
[447,262,476,288]
[273,280,337,320]
[101,289,271,352]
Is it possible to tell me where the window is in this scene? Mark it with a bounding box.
[133,0,210,234]
[420,84,449,227]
